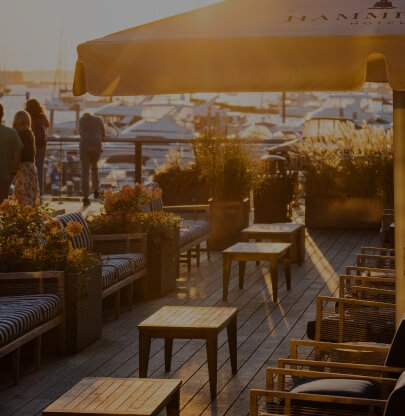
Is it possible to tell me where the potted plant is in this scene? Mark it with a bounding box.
[153,148,209,205]
[193,133,261,250]
[0,200,102,353]
[294,123,393,229]
[87,184,180,298]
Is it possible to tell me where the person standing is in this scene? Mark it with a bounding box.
[0,103,23,202]
[79,112,105,206]
[25,98,50,198]
[12,110,39,207]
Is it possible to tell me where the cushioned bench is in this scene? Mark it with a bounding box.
[0,272,65,384]
[57,212,147,319]
[145,182,211,270]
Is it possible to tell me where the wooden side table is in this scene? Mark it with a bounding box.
[138,306,238,398]
[222,242,291,302]
[241,222,305,264]
[42,377,181,416]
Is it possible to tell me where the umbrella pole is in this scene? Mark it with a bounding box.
[393,90,405,326]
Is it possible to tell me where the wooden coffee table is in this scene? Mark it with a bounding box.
[241,223,305,264]
[222,242,291,302]
[42,377,181,416]
[138,306,238,398]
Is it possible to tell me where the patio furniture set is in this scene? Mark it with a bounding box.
[222,222,305,302]
[0,182,211,386]
[249,227,402,415]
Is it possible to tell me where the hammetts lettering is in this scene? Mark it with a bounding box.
[286,10,405,22]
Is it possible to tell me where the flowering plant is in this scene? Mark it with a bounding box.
[87,184,179,243]
[0,200,100,273]
[103,183,160,215]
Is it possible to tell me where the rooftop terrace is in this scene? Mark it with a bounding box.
[0,202,379,416]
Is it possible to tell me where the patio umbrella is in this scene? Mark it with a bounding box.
[73,0,405,323]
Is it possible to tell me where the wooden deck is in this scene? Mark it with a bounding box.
[0,214,379,416]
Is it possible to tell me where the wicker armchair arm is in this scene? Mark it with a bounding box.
[290,338,390,360]
[346,265,395,276]
[250,388,386,416]
[278,358,404,375]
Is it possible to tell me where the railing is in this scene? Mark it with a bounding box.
[45,135,297,199]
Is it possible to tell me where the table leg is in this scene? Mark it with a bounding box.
[256,238,262,265]
[269,257,278,302]
[227,315,238,375]
[298,226,305,264]
[284,250,291,291]
[206,333,218,398]
[165,338,173,372]
[166,387,180,416]
[223,254,232,301]
[238,261,246,289]
[139,329,151,378]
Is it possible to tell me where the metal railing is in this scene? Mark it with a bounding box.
[45,135,297,199]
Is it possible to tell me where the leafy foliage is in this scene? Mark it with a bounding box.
[0,201,100,273]
[294,123,393,205]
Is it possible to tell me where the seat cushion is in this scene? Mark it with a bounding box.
[101,253,146,290]
[290,378,378,399]
[57,212,93,251]
[0,294,61,348]
[180,220,210,247]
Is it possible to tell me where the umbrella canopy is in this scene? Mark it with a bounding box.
[74,0,405,96]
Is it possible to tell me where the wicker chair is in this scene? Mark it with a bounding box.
[307,296,395,344]
[250,370,404,416]
[339,274,395,303]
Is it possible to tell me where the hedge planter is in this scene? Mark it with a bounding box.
[305,197,384,230]
[147,230,180,299]
[161,185,210,206]
[65,265,102,353]
[209,199,250,251]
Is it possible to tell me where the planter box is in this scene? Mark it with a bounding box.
[209,199,250,250]
[305,197,384,229]
[65,266,102,353]
[147,229,180,299]
[254,176,293,223]
[162,185,210,206]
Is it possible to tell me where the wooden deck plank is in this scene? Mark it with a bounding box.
[0,222,380,416]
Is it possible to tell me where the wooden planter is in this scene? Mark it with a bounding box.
[161,184,210,206]
[305,197,384,229]
[147,229,180,299]
[209,199,250,250]
[65,265,102,353]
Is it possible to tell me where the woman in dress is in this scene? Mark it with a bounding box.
[12,110,39,206]
[25,98,49,197]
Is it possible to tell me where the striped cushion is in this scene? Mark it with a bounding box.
[0,294,61,348]
[101,253,146,289]
[180,220,210,247]
[145,182,163,212]
[57,212,93,251]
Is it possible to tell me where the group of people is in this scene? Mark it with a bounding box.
[0,97,105,207]
[0,99,49,206]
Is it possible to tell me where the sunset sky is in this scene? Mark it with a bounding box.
[1,0,221,72]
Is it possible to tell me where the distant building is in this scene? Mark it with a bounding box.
[0,71,24,84]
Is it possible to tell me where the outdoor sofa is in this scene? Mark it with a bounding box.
[0,271,65,384]
[57,212,147,319]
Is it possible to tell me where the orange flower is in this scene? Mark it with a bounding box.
[65,221,83,237]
